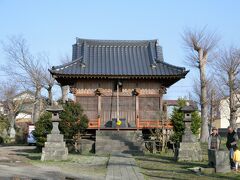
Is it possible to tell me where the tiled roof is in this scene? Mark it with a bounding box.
[164,100,198,110]
[50,38,188,79]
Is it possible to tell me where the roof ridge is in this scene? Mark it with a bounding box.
[52,58,82,70]
[158,61,186,70]
[76,37,158,44]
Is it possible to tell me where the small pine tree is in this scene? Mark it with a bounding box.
[32,111,52,149]
[170,98,201,143]
[0,114,10,133]
[33,102,89,150]
[59,102,89,139]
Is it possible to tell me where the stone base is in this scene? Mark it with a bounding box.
[208,149,231,173]
[80,139,95,154]
[178,142,202,161]
[41,134,68,161]
[95,130,144,155]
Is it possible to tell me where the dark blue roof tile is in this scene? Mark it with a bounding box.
[51,38,188,78]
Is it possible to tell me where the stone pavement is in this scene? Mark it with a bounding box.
[106,153,144,180]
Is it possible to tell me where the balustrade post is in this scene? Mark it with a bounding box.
[97,116,100,130]
[136,116,139,130]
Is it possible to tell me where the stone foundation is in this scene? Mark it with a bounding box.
[178,142,202,161]
[80,139,95,154]
[177,111,203,162]
[41,134,68,161]
[96,130,144,155]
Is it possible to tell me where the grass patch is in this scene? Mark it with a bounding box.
[135,148,240,180]
[16,147,108,178]
[31,154,108,177]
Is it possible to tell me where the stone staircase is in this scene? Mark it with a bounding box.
[95,130,144,155]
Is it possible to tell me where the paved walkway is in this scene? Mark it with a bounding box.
[106,153,144,180]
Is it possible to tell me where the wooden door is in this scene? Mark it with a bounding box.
[101,96,136,128]
[139,97,160,121]
[76,96,98,121]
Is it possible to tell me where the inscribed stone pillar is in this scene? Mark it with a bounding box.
[177,105,202,161]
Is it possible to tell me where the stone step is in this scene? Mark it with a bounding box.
[97,149,144,155]
[96,139,141,146]
[95,130,144,155]
[44,142,66,148]
[96,129,143,136]
[96,131,142,138]
[96,137,136,142]
[96,140,142,149]
[96,144,141,150]
[96,139,127,146]
[96,135,143,142]
[96,147,133,152]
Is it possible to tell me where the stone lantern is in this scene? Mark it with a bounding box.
[181,104,196,142]
[177,103,202,161]
[41,102,68,161]
[46,103,63,134]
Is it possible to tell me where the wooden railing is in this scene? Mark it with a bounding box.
[88,118,100,129]
[88,118,173,129]
[138,120,172,129]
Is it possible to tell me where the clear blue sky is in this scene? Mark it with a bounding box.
[0,0,240,100]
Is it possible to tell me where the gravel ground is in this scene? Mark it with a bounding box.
[0,145,108,180]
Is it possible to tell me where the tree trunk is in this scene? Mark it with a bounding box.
[229,72,237,130]
[61,85,68,103]
[47,86,53,105]
[32,85,41,123]
[199,50,209,142]
[209,90,214,135]
[8,111,16,138]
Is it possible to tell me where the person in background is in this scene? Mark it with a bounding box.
[233,146,240,171]
[226,126,239,169]
[208,127,221,150]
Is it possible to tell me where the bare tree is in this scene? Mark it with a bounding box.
[214,47,240,130]
[43,73,55,105]
[59,53,71,64]
[182,27,219,142]
[1,36,45,123]
[192,77,221,133]
[207,80,221,132]
[0,81,22,138]
[59,86,68,103]
[40,54,56,105]
[58,54,71,103]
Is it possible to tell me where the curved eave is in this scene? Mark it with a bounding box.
[50,70,189,80]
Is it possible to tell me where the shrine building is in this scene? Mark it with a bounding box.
[50,38,188,132]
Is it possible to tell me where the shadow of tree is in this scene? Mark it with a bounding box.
[136,153,240,180]
[11,148,41,160]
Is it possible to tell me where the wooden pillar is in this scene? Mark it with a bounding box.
[97,95,101,129]
[61,85,69,103]
[98,96,101,116]
[136,95,139,129]
[159,96,163,115]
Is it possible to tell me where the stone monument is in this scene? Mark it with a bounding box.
[41,102,68,161]
[177,104,202,161]
[208,149,231,173]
